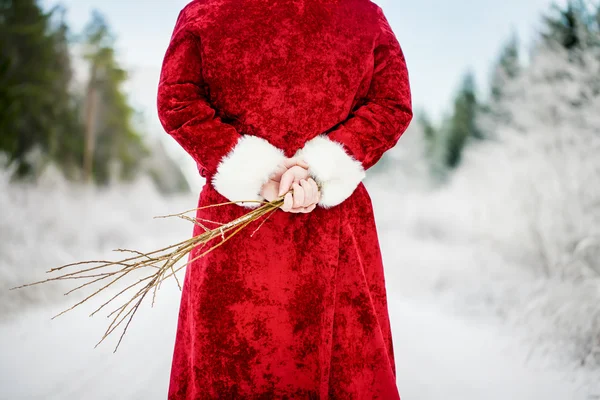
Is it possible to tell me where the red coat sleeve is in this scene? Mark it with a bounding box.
[157,9,286,207]
[328,6,413,170]
[157,10,240,178]
[294,6,413,208]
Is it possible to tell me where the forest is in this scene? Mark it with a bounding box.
[1,0,600,398]
[0,0,189,192]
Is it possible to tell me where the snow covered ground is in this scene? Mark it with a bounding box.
[0,287,594,399]
[1,168,599,399]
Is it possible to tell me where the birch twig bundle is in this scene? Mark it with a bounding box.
[11,195,287,352]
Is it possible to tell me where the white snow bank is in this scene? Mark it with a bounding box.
[0,166,197,318]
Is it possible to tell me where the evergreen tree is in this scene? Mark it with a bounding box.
[485,22,600,279]
[537,1,600,100]
[481,32,523,127]
[79,11,148,184]
[443,71,481,169]
[541,0,599,51]
[417,110,436,148]
[415,110,445,181]
[47,5,85,179]
[0,0,82,178]
[490,32,521,104]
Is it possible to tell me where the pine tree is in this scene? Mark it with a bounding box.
[541,0,599,51]
[476,0,600,279]
[443,71,482,169]
[0,0,82,178]
[537,1,600,100]
[415,110,445,181]
[47,5,85,179]
[480,32,523,127]
[490,32,521,104]
[79,11,148,184]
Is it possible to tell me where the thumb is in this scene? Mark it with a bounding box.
[285,157,309,170]
[295,159,309,169]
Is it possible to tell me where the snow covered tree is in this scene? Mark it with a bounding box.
[460,0,600,279]
[541,0,600,52]
[480,32,523,128]
[415,110,446,182]
[490,32,521,104]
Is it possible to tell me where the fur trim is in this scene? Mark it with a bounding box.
[294,135,366,208]
[212,135,286,208]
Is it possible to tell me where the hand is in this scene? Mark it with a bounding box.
[277,161,321,213]
[259,158,320,213]
[260,158,309,202]
[278,165,310,197]
[280,178,320,214]
[277,164,320,213]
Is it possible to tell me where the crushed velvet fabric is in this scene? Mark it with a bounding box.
[157,0,413,398]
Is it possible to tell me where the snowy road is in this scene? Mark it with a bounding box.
[390,298,590,400]
[0,285,591,400]
[0,175,596,399]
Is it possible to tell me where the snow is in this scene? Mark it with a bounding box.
[0,289,592,400]
[1,166,598,399]
[392,299,588,400]
[0,165,193,317]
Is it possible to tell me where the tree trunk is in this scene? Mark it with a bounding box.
[83,64,98,182]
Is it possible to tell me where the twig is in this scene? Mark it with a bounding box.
[11,194,287,352]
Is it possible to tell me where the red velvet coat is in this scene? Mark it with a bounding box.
[157,0,412,398]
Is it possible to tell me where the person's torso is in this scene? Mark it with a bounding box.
[182,0,382,156]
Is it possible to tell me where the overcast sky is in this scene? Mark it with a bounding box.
[42,0,565,132]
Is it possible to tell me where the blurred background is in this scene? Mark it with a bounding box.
[1,0,599,399]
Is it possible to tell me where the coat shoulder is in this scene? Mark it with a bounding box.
[345,1,386,31]
[361,1,386,17]
[176,0,216,22]
[173,0,216,35]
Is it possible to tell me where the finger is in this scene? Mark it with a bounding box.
[261,180,278,202]
[281,158,297,169]
[278,170,295,197]
[308,177,318,191]
[281,157,309,170]
[295,159,310,169]
[285,157,309,169]
[300,204,316,213]
[287,205,303,214]
[281,192,293,212]
[262,190,275,203]
[308,178,319,204]
[292,182,304,208]
[294,165,310,181]
[300,179,313,207]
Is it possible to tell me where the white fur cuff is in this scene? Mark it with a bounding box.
[212,135,285,208]
[294,135,366,208]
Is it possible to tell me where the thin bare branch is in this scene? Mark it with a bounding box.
[13,195,287,352]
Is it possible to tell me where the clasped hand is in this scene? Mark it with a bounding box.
[259,158,320,213]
